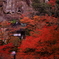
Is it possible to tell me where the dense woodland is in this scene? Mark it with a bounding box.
[0,0,59,59]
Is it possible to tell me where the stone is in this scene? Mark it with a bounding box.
[3,0,33,14]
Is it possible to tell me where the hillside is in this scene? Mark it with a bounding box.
[0,0,59,59]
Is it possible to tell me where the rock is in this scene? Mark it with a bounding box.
[3,0,33,15]
[0,16,5,22]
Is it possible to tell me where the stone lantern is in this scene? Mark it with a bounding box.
[11,51,16,59]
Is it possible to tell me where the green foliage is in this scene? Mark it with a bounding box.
[32,0,59,17]
[25,29,31,36]
[10,19,16,23]
[32,2,40,10]
[32,1,52,15]
[56,0,59,4]
[32,0,40,3]
[32,0,40,10]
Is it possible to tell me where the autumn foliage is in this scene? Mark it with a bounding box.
[0,0,59,59]
[17,15,59,59]
[48,0,56,6]
[0,15,59,59]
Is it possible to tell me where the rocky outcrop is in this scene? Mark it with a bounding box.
[0,0,50,21]
[0,0,34,20]
[3,0,33,14]
[0,16,5,21]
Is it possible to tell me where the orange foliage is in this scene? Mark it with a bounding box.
[20,15,58,36]
[18,15,59,59]
[0,15,59,59]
